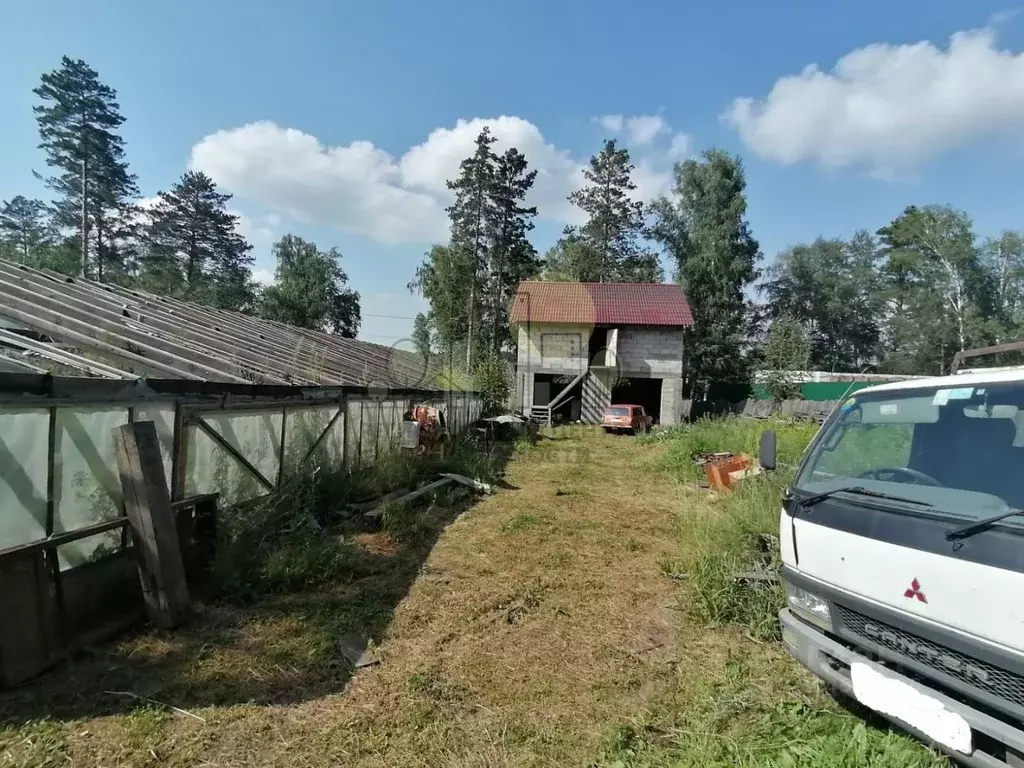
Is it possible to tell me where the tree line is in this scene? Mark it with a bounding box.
[413,127,1024,397]
[410,132,760,399]
[0,57,360,337]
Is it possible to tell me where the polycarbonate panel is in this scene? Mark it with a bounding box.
[54,407,130,568]
[135,404,175,493]
[361,401,381,462]
[346,398,364,464]
[201,409,283,491]
[0,407,49,550]
[185,424,267,506]
[283,404,345,475]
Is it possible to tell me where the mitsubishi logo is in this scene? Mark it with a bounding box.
[904,578,928,603]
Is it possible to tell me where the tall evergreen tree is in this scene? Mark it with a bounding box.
[446,128,497,368]
[652,149,760,395]
[414,129,539,365]
[260,234,360,336]
[0,196,53,263]
[556,139,661,282]
[33,56,137,281]
[144,171,255,310]
[483,146,539,353]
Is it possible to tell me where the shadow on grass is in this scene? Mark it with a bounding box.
[0,443,516,726]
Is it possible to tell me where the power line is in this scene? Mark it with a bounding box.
[361,312,417,320]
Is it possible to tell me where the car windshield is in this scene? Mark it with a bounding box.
[606,407,630,416]
[795,381,1024,527]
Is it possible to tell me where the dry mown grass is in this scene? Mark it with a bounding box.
[0,424,947,767]
[0,427,686,767]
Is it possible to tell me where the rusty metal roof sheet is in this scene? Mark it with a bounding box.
[509,281,693,327]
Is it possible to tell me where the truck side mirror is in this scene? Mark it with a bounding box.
[759,429,777,471]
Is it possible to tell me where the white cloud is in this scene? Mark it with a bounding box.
[724,27,1024,175]
[399,116,585,224]
[596,114,625,133]
[625,115,668,144]
[252,268,275,287]
[190,115,687,245]
[668,133,692,160]
[594,113,669,145]
[232,210,277,247]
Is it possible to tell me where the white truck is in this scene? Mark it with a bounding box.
[760,356,1024,767]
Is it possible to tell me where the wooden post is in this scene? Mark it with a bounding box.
[112,421,190,629]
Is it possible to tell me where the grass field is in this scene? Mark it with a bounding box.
[0,421,948,767]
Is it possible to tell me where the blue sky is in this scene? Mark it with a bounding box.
[4,1,1024,345]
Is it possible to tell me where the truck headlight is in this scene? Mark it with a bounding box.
[785,583,832,631]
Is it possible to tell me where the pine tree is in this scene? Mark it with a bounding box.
[33,56,137,281]
[484,147,539,353]
[260,234,360,336]
[0,196,53,263]
[446,128,497,367]
[144,171,255,310]
[560,139,661,282]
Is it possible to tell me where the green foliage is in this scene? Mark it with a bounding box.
[260,234,360,336]
[412,128,539,367]
[473,354,510,412]
[652,418,818,639]
[762,234,882,371]
[876,205,987,375]
[0,196,54,261]
[653,149,760,394]
[34,56,138,281]
[550,139,662,282]
[143,170,256,310]
[759,315,812,401]
[412,312,432,357]
[595,656,948,767]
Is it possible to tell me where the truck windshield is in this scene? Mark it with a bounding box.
[794,381,1024,528]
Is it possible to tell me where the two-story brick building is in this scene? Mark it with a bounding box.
[509,281,694,425]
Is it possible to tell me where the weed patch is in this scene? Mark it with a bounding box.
[500,512,552,534]
[594,655,947,767]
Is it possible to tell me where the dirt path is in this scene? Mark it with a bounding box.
[1,428,688,767]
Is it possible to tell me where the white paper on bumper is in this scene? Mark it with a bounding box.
[851,662,972,755]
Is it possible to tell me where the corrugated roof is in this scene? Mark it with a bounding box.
[0,257,440,389]
[509,281,693,327]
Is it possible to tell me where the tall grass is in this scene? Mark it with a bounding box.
[645,417,818,482]
[209,435,506,601]
[659,418,818,639]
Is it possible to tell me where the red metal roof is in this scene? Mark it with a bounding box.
[509,281,693,327]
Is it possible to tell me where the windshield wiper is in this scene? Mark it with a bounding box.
[945,508,1024,541]
[798,486,934,510]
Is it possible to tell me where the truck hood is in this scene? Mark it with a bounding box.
[785,512,1024,657]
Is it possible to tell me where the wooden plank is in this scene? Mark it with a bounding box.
[0,551,60,687]
[0,517,128,561]
[113,421,190,629]
[363,478,452,520]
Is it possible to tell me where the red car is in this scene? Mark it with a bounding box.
[601,404,653,435]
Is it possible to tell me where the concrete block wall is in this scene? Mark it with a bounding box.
[617,328,684,376]
[517,324,591,373]
[660,377,684,425]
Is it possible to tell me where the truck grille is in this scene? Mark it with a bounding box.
[836,605,1024,710]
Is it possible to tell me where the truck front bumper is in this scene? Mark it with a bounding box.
[781,608,1024,767]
